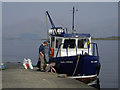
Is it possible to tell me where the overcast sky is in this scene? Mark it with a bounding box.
[2,2,118,38]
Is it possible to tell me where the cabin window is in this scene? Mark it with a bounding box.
[78,39,89,48]
[56,39,62,48]
[63,39,75,49]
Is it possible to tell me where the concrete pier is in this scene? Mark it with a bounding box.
[2,62,97,89]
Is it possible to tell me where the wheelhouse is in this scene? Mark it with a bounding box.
[49,33,95,58]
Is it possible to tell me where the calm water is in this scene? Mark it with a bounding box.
[2,39,118,88]
[94,40,118,88]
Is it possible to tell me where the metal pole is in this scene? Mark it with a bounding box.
[72,6,75,31]
[46,12,49,40]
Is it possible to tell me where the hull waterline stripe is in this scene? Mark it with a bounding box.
[67,74,97,79]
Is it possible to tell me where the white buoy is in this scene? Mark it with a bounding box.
[23,58,29,69]
[27,59,33,69]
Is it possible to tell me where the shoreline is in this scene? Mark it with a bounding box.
[92,36,120,40]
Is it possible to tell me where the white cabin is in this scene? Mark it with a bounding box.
[50,34,93,58]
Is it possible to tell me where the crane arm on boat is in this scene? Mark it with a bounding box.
[46,11,55,29]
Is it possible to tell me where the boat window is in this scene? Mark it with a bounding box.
[56,39,62,48]
[63,39,75,49]
[78,39,89,48]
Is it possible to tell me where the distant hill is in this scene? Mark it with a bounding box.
[92,36,120,40]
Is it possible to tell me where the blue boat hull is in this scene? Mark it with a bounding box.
[49,55,100,77]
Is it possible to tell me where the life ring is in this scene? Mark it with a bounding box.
[49,47,53,58]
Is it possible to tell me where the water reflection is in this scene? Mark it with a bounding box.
[76,77,100,89]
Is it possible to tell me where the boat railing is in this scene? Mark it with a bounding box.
[55,42,99,57]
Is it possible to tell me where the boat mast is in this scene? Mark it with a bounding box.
[72,6,76,33]
[46,12,49,40]
[72,6,75,31]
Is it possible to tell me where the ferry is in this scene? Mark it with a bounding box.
[45,7,101,79]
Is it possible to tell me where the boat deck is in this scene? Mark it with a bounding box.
[2,62,97,89]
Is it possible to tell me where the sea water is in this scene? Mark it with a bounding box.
[2,39,118,88]
[94,40,118,88]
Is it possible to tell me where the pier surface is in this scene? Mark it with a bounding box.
[2,62,97,89]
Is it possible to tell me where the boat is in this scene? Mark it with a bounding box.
[45,6,101,79]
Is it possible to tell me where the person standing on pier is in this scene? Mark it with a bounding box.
[39,41,47,72]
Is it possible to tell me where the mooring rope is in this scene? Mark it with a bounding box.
[72,55,80,76]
